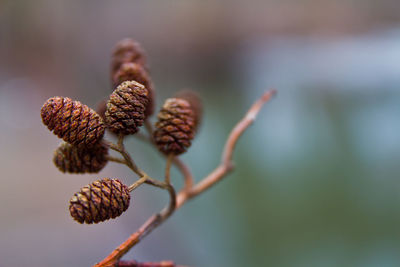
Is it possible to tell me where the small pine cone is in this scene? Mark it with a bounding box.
[175,90,202,131]
[41,97,105,148]
[111,38,147,78]
[53,142,108,174]
[112,62,155,116]
[153,98,196,155]
[69,178,130,224]
[105,81,149,135]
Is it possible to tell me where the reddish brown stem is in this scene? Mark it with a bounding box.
[115,260,184,267]
[94,90,276,267]
[141,122,194,190]
[174,157,194,192]
[183,90,276,201]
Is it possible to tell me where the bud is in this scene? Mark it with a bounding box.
[112,62,155,116]
[105,81,149,135]
[53,142,108,174]
[41,97,105,148]
[111,38,147,78]
[153,98,196,155]
[69,178,131,224]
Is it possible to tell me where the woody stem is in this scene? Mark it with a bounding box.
[128,176,148,192]
[142,123,194,192]
[165,154,174,185]
[94,90,276,267]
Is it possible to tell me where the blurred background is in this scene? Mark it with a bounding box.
[1,1,400,266]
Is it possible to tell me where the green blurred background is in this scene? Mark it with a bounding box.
[1,1,400,266]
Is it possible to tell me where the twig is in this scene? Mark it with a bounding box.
[115,260,180,267]
[165,154,174,184]
[141,122,194,192]
[128,175,148,192]
[105,135,144,178]
[95,184,176,267]
[94,90,276,267]
[183,90,276,202]
[174,157,194,192]
[106,155,127,165]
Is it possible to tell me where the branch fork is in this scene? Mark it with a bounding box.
[94,90,276,267]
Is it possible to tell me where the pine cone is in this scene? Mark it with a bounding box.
[41,97,105,148]
[153,98,196,155]
[53,142,108,174]
[69,178,131,224]
[105,81,149,135]
[112,62,155,116]
[111,38,147,78]
[175,90,202,131]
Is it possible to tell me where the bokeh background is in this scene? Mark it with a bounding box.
[1,1,400,266]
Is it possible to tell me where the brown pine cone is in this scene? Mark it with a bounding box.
[41,97,105,148]
[111,38,147,78]
[69,178,131,224]
[112,62,155,116]
[153,98,196,155]
[175,90,202,131]
[53,142,108,174]
[105,81,149,135]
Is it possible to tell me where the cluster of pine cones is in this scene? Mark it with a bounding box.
[40,38,202,224]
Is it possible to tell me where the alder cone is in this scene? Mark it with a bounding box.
[112,62,155,116]
[105,81,149,135]
[69,178,130,224]
[41,97,105,148]
[153,98,196,155]
[175,90,202,131]
[53,142,108,174]
[111,38,147,77]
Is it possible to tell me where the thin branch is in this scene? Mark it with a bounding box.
[165,154,174,185]
[174,157,194,193]
[94,90,276,267]
[95,183,176,267]
[104,140,123,153]
[128,175,148,192]
[106,136,172,194]
[115,260,182,267]
[106,155,127,165]
[104,136,143,177]
[184,90,276,201]
[141,122,194,192]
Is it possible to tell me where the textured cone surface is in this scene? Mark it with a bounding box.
[41,97,105,148]
[69,178,130,224]
[111,38,147,78]
[112,62,155,116]
[175,90,202,131]
[153,98,196,155]
[53,142,108,174]
[105,81,149,135]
